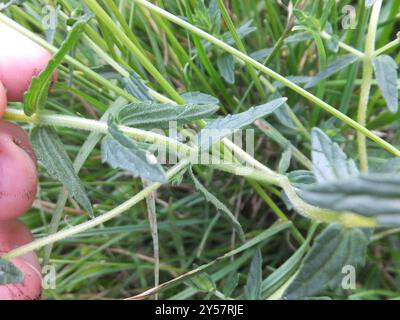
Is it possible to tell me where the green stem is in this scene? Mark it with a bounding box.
[0,12,135,102]
[373,37,400,56]
[217,0,266,100]
[83,0,184,103]
[132,0,400,158]
[4,108,194,155]
[2,160,190,260]
[320,31,364,58]
[357,0,382,172]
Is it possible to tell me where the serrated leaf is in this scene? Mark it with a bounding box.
[101,123,167,183]
[311,128,359,183]
[116,101,219,128]
[217,54,235,84]
[372,55,398,113]
[306,55,359,88]
[283,224,368,300]
[298,173,400,224]
[181,92,219,105]
[23,16,89,115]
[189,167,245,241]
[244,248,262,300]
[31,127,93,216]
[0,258,24,285]
[195,98,287,150]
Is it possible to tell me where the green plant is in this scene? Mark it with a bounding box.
[0,0,399,300]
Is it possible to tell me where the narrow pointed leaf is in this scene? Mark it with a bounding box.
[116,101,219,128]
[306,55,359,88]
[24,16,89,115]
[244,248,262,300]
[195,98,287,150]
[189,167,245,241]
[31,127,93,216]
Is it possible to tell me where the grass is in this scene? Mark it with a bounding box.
[1,0,400,300]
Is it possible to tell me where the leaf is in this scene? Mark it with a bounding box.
[31,127,93,216]
[123,71,151,101]
[375,158,400,173]
[284,32,313,44]
[0,258,24,285]
[223,20,256,46]
[116,101,219,128]
[188,167,245,241]
[306,55,360,88]
[278,148,292,174]
[250,48,273,62]
[185,271,216,293]
[131,222,291,300]
[223,272,239,297]
[298,173,400,224]
[372,55,399,113]
[262,228,313,298]
[101,123,167,183]
[294,9,321,31]
[244,248,262,300]
[283,224,369,300]
[23,16,89,115]
[217,54,235,84]
[288,170,316,187]
[195,98,287,150]
[311,128,359,183]
[181,92,219,105]
[324,24,339,53]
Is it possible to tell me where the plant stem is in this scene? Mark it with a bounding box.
[0,12,135,102]
[320,31,364,58]
[357,0,382,172]
[2,160,190,260]
[373,37,400,56]
[4,108,194,155]
[131,0,400,158]
[83,0,184,103]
